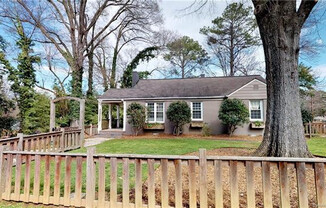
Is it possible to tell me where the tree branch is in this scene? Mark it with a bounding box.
[297,0,319,27]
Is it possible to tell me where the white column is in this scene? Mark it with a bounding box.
[117,104,120,128]
[98,100,102,131]
[108,104,112,129]
[123,101,127,132]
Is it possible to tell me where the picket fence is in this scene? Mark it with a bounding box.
[304,122,326,136]
[0,148,326,208]
[0,129,82,152]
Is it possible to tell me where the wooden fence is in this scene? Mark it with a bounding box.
[1,148,326,208]
[85,124,98,137]
[304,122,326,136]
[0,129,82,152]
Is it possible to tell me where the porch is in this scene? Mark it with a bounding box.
[97,100,126,135]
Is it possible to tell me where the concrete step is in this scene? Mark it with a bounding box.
[96,130,124,138]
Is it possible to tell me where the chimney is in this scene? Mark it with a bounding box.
[132,71,139,87]
[200,74,205,78]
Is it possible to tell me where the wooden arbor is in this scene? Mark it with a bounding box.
[49,96,85,146]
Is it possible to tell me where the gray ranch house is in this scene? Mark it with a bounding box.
[97,72,267,136]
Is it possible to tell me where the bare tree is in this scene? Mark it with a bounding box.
[94,42,111,91]
[108,0,163,88]
[0,0,135,97]
[36,45,70,96]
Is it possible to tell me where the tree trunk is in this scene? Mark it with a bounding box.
[71,64,83,98]
[101,66,109,91]
[87,51,94,97]
[229,22,234,76]
[110,40,119,89]
[253,1,316,157]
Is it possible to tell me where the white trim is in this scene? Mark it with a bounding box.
[249,100,264,121]
[191,102,203,121]
[98,100,102,131]
[146,102,165,123]
[227,79,266,97]
[123,101,127,131]
[108,104,112,129]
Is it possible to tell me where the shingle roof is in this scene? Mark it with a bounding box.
[99,75,266,100]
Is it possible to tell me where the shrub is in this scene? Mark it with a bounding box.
[202,123,211,136]
[127,102,146,136]
[301,108,313,124]
[166,101,191,136]
[218,99,249,136]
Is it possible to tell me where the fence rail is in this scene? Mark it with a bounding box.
[304,122,326,136]
[0,148,326,208]
[0,129,82,152]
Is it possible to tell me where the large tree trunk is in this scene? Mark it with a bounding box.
[253,0,317,157]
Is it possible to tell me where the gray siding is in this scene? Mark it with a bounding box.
[122,79,267,136]
[229,79,267,99]
[229,79,267,136]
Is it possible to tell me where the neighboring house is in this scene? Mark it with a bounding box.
[98,72,267,136]
[314,116,326,123]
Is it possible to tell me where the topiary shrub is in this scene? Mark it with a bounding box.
[127,102,146,136]
[218,99,249,136]
[166,101,191,136]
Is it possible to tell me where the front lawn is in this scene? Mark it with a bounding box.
[74,137,260,155]
[307,136,326,156]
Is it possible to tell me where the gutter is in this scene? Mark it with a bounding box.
[98,96,227,102]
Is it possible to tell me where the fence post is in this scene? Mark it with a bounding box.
[60,128,65,152]
[0,146,4,200]
[199,149,208,208]
[90,124,93,136]
[86,147,96,208]
[17,133,24,151]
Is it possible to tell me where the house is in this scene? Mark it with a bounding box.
[97,72,267,136]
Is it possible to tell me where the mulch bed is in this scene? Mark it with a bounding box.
[139,148,318,208]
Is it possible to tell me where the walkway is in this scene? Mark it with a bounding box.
[84,136,114,147]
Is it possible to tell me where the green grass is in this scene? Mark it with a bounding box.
[307,136,326,156]
[74,137,260,155]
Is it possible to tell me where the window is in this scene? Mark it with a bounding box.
[249,100,263,121]
[191,102,203,121]
[146,102,164,123]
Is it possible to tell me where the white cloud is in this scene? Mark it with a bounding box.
[316,39,323,45]
[160,1,226,44]
[314,64,326,77]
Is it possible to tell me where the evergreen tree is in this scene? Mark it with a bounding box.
[121,46,159,88]
[164,36,209,78]
[200,3,260,76]
[24,93,50,134]
[0,20,40,132]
